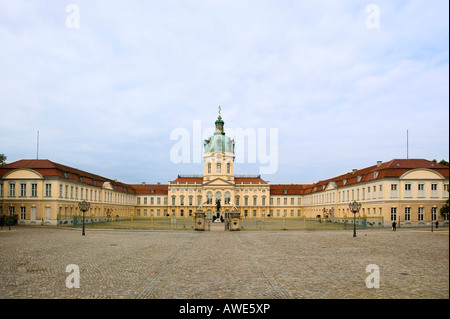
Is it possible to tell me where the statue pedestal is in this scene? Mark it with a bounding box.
[229,211,241,231]
[194,211,206,231]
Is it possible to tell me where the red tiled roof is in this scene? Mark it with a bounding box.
[0,159,135,194]
[270,184,309,195]
[303,159,449,194]
[129,184,168,195]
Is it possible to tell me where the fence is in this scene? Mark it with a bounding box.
[62,216,195,230]
[61,215,384,231]
[240,216,385,231]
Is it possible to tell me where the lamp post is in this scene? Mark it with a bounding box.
[349,201,362,237]
[78,200,90,236]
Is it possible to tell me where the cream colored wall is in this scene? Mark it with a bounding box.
[1,168,448,224]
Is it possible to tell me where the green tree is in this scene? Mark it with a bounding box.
[438,159,449,166]
[440,199,449,219]
[432,159,449,166]
[0,154,6,165]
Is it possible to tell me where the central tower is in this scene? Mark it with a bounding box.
[203,107,235,182]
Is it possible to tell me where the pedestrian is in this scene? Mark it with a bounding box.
[435,221,439,229]
[392,221,397,231]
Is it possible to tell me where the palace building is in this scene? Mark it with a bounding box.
[1,113,449,227]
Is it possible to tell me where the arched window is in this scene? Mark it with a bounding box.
[206,192,213,204]
[225,191,231,204]
[215,192,222,202]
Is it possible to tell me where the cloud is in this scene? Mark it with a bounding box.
[0,0,448,184]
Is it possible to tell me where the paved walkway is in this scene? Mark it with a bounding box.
[0,226,448,299]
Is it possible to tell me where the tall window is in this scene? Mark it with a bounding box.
[404,207,411,221]
[8,183,15,197]
[253,196,257,206]
[208,163,211,174]
[244,196,248,206]
[45,184,52,197]
[206,192,213,204]
[431,207,437,221]
[262,196,266,206]
[236,196,240,206]
[20,207,26,219]
[390,207,397,221]
[418,207,424,221]
[20,183,26,197]
[224,192,230,204]
[171,196,176,206]
[217,163,221,173]
[227,163,231,174]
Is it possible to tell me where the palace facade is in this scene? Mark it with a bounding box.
[1,114,449,227]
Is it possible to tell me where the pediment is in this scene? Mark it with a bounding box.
[203,177,235,187]
[400,168,445,180]
[3,168,43,179]
[325,182,337,191]
[102,181,115,190]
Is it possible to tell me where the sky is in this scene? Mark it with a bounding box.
[0,0,448,185]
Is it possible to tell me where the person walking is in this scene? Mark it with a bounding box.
[392,221,397,231]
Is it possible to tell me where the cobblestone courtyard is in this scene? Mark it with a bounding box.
[0,226,448,299]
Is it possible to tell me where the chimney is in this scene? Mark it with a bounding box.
[377,161,382,167]
[352,169,357,174]
[142,182,146,186]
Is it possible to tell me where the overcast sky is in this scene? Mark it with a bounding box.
[0,0,448,185]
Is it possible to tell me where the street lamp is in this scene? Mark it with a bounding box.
[78,200,90,236]
[349,201,362,237]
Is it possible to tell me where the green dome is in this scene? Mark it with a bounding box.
[204,115,234,153]
[204,134,234,153]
